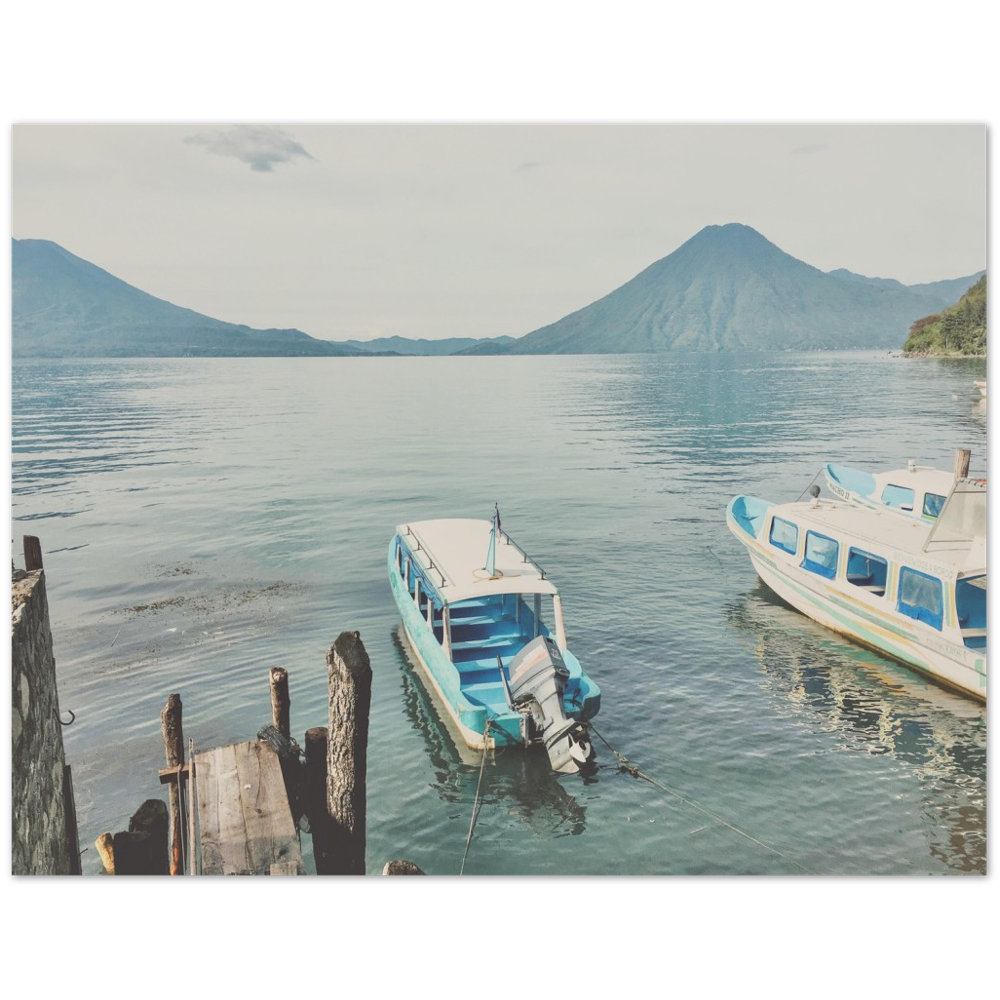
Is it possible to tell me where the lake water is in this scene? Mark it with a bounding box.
[10,352,988,875]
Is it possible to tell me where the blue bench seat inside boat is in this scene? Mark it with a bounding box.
[462,679,508,705]
[451,631,523,653]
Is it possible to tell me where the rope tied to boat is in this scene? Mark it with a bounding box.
[459,718,493,876]
[584,721,818,875]
[794,468,825,503]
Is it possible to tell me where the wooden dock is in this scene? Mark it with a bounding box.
[100,634,421,875]
[194,740,304,876]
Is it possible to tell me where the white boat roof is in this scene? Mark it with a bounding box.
[397,518,559,604]
[769,491,986,579]
[870,466,958,496]
[825,463,959,501]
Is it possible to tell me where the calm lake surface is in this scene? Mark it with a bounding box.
[10,352,987,875]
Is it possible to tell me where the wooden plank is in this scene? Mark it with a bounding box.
[23,535,43,571]
[234,741,303,875]
[194,746,224,875]
[193,740,303,875]
[215,743,250,875]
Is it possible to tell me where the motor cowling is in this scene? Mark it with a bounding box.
[507,636,595,773]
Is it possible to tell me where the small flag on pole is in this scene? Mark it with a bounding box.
[485,504,501,577]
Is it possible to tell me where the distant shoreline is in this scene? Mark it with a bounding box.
[900,351,986,359]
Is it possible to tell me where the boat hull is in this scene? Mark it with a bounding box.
[727,504,986,702]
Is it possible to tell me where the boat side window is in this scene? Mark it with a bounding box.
[881,484,915,511]
[769,516,798,555]
[922,493,946,519]
[846,548,888,596]
[896,567,944,630]
[955,575,987,649]
[801,531,839,579]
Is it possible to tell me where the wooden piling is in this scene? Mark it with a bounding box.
[111,832,148,874]
[95,832,115,874]
[304,726,333,874]
[269,667,290,738]
[954,448,971,480]
[110,799,169,875]
[160,694,185,875]
[23,535,43,572]
[383,859,426,875]
[325,631,372,875]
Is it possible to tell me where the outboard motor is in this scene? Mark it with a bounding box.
[504,636,596,774]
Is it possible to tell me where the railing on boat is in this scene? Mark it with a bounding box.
[401,523,547,586]
[402,523,455,590]
[499,529,546,580]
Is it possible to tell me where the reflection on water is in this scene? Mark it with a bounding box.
[726,584,986,874]
[391,628,587,840]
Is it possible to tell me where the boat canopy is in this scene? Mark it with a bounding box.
[396,518,559,606]
[924,480,987,558]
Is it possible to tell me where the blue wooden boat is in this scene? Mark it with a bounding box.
[727,479,986,702]
[388,512,600,772]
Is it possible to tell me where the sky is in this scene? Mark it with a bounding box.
[11,122,987,342]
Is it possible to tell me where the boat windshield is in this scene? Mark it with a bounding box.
[924,482,986,553]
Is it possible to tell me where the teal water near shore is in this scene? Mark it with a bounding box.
[10,352,987,875]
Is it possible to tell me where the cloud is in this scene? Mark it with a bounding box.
[515,161,542,171]
[185,125,316,172]
[791,143,829,156]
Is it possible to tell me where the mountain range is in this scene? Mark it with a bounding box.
[477,224,983,353]
[11,239,366,358]
[12,228,984,357]
[339,335,516,356]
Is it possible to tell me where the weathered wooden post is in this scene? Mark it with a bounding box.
[304,726,333,873]
[132,799,169,874]
[131,798,169,870]
[109,799,169,875]
[269,667,290,738]
[383,859,426,875]
[95,832,115,874]
[325,631,372,875]
[23,535,43,572]
[160,694,185,875]
[954,448,971,480]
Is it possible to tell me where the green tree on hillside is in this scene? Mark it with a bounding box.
[904,274,986,356]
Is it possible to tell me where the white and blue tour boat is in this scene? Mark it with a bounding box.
[727,478,986,701]
[388,509,600,772]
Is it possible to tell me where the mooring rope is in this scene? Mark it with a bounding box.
[586,721,818,875]
[459,719,492,875]
[793,468,825,503]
